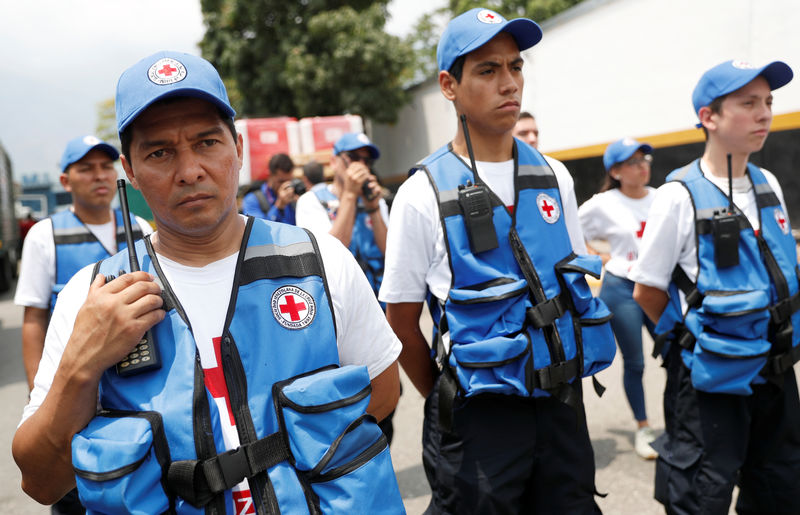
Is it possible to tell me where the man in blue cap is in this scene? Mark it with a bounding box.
[632,60,800,513]
[13,134,152,514]
[13,51,403,514]
[380,8,615,513]
[241,152,298,224]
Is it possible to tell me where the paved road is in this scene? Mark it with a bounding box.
[1,278,792,513]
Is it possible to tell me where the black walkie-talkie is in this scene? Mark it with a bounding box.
[457,114,499,254]
[712,154,740,268]
[114,179,162,376]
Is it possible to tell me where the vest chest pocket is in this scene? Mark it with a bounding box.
[556,255,616,377]
[273,365,404,514]
[689,290,772,395]
[445,278,532,397]
[72,412,171,515]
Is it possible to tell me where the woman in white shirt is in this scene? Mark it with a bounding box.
[578,138,657,459]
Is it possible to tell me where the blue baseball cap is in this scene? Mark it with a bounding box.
[333,133,380,159]
[116,51,236,133]
[59,135,119,172]
[692,59,793,118]
[603,138,653,171]
[437,8,542,73]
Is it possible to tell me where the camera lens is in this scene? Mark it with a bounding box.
[291,178,307,196]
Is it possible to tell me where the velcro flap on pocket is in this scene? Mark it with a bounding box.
[448,278,527,304]
[701,290,769,316]
[279,365,371,411]
[557,254,603,278]
[73,416,154,479]
[450,333,530,367]
[695,331,770,359]
[699,290,770,340]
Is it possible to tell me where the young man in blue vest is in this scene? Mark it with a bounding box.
[631,60,800,514]
[241,152,298,224]
[13,51,403,514]
[380,8,614,513]
[14,135,152,514]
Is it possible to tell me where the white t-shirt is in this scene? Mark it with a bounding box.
[378,153,585,304]
[295,183,390,239]
[630,162,788,296]
[578,187,656,280]
[14,209,153,309]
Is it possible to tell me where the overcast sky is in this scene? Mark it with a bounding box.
[0,0,445,183]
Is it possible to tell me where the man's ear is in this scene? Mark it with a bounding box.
[439,70,457,102]
[698,106,717,132]
[120,155,139,190]
[58,171,71,192]
[236,132,244,170]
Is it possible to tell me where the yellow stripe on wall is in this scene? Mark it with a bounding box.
[545,111,800,161]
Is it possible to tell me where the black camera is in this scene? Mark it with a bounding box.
[290,178,307,196]
[362,181,378,201]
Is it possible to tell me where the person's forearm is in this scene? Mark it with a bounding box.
[386,303,435,397]
[369,210,388,255]
[13,347,102,504]
[633,283,669,325]
[366,361,400,421]
[21,307,48,392]
[329,192,358,247]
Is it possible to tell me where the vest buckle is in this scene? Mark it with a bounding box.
[217,446,251,489]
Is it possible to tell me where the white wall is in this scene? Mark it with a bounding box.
[373,0,800,178]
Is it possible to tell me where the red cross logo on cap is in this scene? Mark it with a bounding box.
[536,193,560,224]
[477,9,503,24]
[774,208,790,235]
[147,57,187,86]
[271,286,316,329]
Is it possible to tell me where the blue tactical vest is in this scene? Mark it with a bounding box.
[51,209,143,312]
[70,218,403,514]
[654,160,800,395]
[313,186,384,298]
[414,141,616,403]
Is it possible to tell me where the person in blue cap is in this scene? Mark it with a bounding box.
[579,138,658,460]
[13,134,152,514]
[12,51,403,514]
[380,7,616,513]
[631,60,800,513]
[241,152,298,224]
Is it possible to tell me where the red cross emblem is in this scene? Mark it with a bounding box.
[774,208,790,235]
[158,64,178,77]
[636,221,646,238]
[147,57,187,85]
[279,295,307,322]
[477,9,503,24]
[536,193,560,224]
[272,286,316,329]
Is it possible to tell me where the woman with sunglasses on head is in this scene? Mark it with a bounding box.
[578,138,658,459]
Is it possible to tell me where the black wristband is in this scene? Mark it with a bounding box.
[365,206,379,214]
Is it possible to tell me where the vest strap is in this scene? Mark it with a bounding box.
[672,266,703,308]
[532,356,580,391]
[769,290,800,325]
[525,294,566,328]
[255,188,271,214]
[764,344,800,376]
[167,431,291,507]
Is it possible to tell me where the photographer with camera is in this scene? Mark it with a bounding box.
[241,152,298,224]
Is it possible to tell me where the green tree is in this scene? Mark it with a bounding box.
[200,0,413,123]
[95,98,119,150]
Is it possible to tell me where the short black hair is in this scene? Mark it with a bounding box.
[303,160,324,185]
[119,98,237,160]
[448,55,466,83]
[519,111,535,121]
[268,153,294,174]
